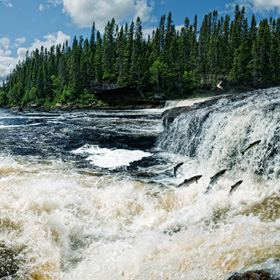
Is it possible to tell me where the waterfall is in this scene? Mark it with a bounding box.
[1,89,280,279]
[157,87,280,184]
[164,96,218,108]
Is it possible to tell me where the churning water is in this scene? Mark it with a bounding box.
[1,88,280,279]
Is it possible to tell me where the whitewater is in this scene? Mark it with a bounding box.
[0,87,280,279]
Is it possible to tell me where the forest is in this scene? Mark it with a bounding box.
[0,5,280,107]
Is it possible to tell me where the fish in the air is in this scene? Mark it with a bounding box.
[205,169,227,194]
[174,162,184,177]
[217,80,223,90]
[176,175,202,188]
[228,180,243,195]
[241,140,261,156]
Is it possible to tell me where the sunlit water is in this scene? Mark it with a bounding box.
[1,88,280,279]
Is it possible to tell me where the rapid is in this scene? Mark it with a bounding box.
[0,87,280,279]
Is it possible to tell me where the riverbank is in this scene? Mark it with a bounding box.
[6,83,280,112]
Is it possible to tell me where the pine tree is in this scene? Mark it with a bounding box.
[102,18,117,80]
[116,25,126,87]
[269,19,280,82]
[90,21,96,53]
[257,19,272,83]
[2,10,280,106]
[134,16,144,94]
[68,36,81,101]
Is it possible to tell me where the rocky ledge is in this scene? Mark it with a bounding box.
[227,270,280,280]
[161,95,226,128]
[161,91,253,128]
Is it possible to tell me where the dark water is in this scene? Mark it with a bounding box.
[0,108,159,157]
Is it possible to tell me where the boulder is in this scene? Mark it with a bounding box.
[154,92,167,100]
[227,270,280,280]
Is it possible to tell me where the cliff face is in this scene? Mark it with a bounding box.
[94,87,143,106]
[90,81,164,107]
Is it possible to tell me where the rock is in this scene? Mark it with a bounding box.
[11,106,23,111]
[95,87,144,107]
[79,104,93,109]
[67,102,74,108]
[90,81,118,93]
[56,103,62,108]
[162,106,195,128]
[226,270,280,280]
[0,243,21,278]
[154,92,167,100]
[161,94,238,128]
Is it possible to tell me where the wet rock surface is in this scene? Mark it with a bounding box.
[161,93,248,128]
[0,244,20,278]
[227,270,280,280]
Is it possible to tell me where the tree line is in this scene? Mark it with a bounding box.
[1,5,280,107]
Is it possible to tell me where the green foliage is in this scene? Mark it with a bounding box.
[149,60,169,91]
[0,90,7,106]
[183,70,198,91]
[1,8,280,108]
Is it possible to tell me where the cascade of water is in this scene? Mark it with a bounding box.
[1,89,280,280]
[157,88,280,183]
[164,96,217,108]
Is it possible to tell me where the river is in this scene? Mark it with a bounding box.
[0,87,280,279]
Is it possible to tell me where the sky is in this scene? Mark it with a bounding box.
[0,0,280,82]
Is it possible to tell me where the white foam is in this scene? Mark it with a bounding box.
[164,96,216,108]
[72,145,151,168]
[0,123,41,128]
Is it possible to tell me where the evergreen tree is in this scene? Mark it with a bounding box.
[94,31,103,82]
[257,19,272,83]
[134,16,144,94]
[1,9,280,107]
[102,18,117,80]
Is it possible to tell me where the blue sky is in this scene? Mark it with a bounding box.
[0,0,280,82]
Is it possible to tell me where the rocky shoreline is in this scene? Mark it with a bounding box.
[9,100,165,112]
[6,83,280,112]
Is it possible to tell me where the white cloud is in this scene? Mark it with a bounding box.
[39,4,45,11]
[134,0,156,23]
[0,31,70,82]
[0,37,10,50]
[142,27,156,39]
[142,24,184,40]
[0,37,16,82]
[229,0,280,14]
[17,31,70,60]
[39,0,62,11]
[0,0,13,8]
[0,37,12,56]
[250,0,280,13]
[13,37,26,48]
[61,0,155,31]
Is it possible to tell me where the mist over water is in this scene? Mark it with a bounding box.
[1,88,280,279]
